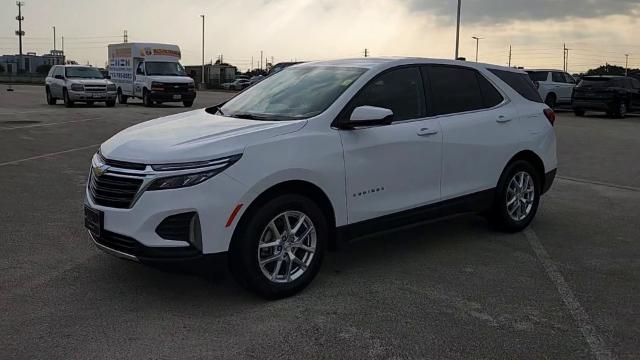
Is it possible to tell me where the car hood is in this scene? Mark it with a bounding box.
[68,79,113,86]
[146,75,194,84]
[100,109,307,164]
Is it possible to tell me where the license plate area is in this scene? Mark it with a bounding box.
[172,94,182,100]
[84,205,103,237]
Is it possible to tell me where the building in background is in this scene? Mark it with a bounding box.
[185,63,237,88]
[0,50,65,74]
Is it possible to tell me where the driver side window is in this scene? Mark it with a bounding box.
[348,67,426,122]
[136,62,145,75]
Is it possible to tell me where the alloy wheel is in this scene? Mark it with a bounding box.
[257,211,316,283]
[505,171,535,221]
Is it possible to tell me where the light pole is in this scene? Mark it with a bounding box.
[52,26,56,51]
[625,54,630,76]
[472,36,482,62]
[200,15,205,87]
[455,0,461,59]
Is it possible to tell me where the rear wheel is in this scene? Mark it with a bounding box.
[573,109,585,116]
[489,160,541,233]
[45,87,56,105]
[117,89,128,104]
[183,100,194,107]
[612,101,627,118]
[63,89,74,108]
[229,194,327,299]
[544,93,557,108]
[106,100,116,107]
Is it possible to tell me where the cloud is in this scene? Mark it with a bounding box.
[404,0,640,24]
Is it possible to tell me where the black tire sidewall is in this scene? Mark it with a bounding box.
[63,89,73,107]
[545,93,556,108]
[492,160,541,232]
[229,194,327,299]
[143,90,152,107]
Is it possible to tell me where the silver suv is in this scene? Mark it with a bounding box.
[45,65,117,107]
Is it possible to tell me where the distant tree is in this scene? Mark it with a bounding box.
[36,64,52,75]
[586,64,626,76]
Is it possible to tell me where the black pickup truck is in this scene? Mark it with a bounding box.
[572,75,640,118]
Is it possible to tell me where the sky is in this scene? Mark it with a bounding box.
[1,0,639,73]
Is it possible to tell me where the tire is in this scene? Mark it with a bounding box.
[573,109,585,116]
[106,100,116,107]
[544,93,557,109]
[183,100,194,107]
[143,89,153,107]
[46,87,56,105]
[229,194,327,299]
[612,101,627,118]
[117,89,128,104]
[63,89,74,108]
[489,160,541,233]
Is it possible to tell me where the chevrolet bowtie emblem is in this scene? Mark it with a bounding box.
[93,164,109,177]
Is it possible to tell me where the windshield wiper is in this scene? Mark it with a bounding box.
[231,112,270,120]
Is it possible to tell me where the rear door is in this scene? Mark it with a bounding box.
[551,71,572,103]
[426,65,517,200]
[339,66,442,223]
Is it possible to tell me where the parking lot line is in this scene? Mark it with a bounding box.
[0,143,100,167]
[0,117,104,131]
[524,228,615,360]
[557,176,640,192]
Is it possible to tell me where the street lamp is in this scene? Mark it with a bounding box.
[455,0,461,59]
[472,36,483,62]
[200,15,205,88]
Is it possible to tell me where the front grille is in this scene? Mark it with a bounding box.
[161,83,190,93]
[156,212,196,242]
[89,173,143,209]
[104,158,146,170]
[85,85,107,92]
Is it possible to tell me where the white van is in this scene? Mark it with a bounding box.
[108,43,196,107]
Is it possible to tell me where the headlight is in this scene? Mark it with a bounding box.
[151,81,164,91]
[148,154,241,190]
[70,84,84,91]
[107,84,116,91]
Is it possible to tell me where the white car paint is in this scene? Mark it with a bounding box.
[527,69,576,105]
[86,57,557,259]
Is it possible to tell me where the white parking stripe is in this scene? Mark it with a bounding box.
[0,144,100,167]
[557,176,640,192]
[0,117,103,131]
[524,228,615,360]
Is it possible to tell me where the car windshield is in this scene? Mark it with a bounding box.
[578,78,619,88]
[220,66,367,120]
[145,62,186,76]
[527,71,548,82]
[65,67,104,79]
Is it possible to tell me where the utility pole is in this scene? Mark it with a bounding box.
[61,36,64,53]
[563,43,566,72]
[52,26,56,51]
[260,50,263,71]
[271,56,274,67]
[200,15,205,87]
[16,1,25,73]
[455,0,461,59]
[251,56,253,70]
[564,45,570,73]
[508,45,512,67]
[625,54,630,76]
[123,30,128,43]
[472,36,482,62]
[364,48,369,57]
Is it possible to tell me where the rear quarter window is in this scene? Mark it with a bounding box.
[489,69,543,103]
[527,71,548,82]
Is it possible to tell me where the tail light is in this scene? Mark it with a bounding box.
[543,108,556,126]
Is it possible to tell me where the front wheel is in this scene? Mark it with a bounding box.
[143,89,153,107]
[106,100,116,107]
[117,89,128,104]
[573,109,585,116]
[46,87,56,105]
[545,93,557,109]
[612,101,627,118]
[229,194,327,299]
[183,100,193,107]
[63,89,74,108]
[489,160,541,233]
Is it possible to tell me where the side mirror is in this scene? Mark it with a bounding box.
[345,106,394,128]
[54,75,64,80]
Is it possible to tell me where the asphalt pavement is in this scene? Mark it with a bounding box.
[1,84,638,359]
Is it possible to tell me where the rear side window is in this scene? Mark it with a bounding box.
[489,69,543,103]
[552,72,566,83]
[349,67,426,121]
[477,74,504,108]
[527,71,548,82]
[426,66,484,115]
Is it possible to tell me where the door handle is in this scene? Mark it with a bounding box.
[496,115,512,123]
[417,128,438,136]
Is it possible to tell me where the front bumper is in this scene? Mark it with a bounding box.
[69,90,117,102]
[88,230,202,262]
[150,90,196,102]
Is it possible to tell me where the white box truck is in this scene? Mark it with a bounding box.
[108,43,196,107]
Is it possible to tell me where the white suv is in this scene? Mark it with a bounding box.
[527,69,576,108]
[46,65,117,107]
[85,58,557,298]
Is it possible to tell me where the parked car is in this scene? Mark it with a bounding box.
[45,65,117,107]
[249,75,265,84]
[526,69,576,108]
[222,79,251,90]
[84,58,557,298]
[268,62,303,75]
[572,75,640,117]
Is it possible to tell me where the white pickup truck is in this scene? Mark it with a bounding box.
[526,69,576,108]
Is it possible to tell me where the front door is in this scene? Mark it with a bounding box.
[339,66,442,224]
[133,59,145,97]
